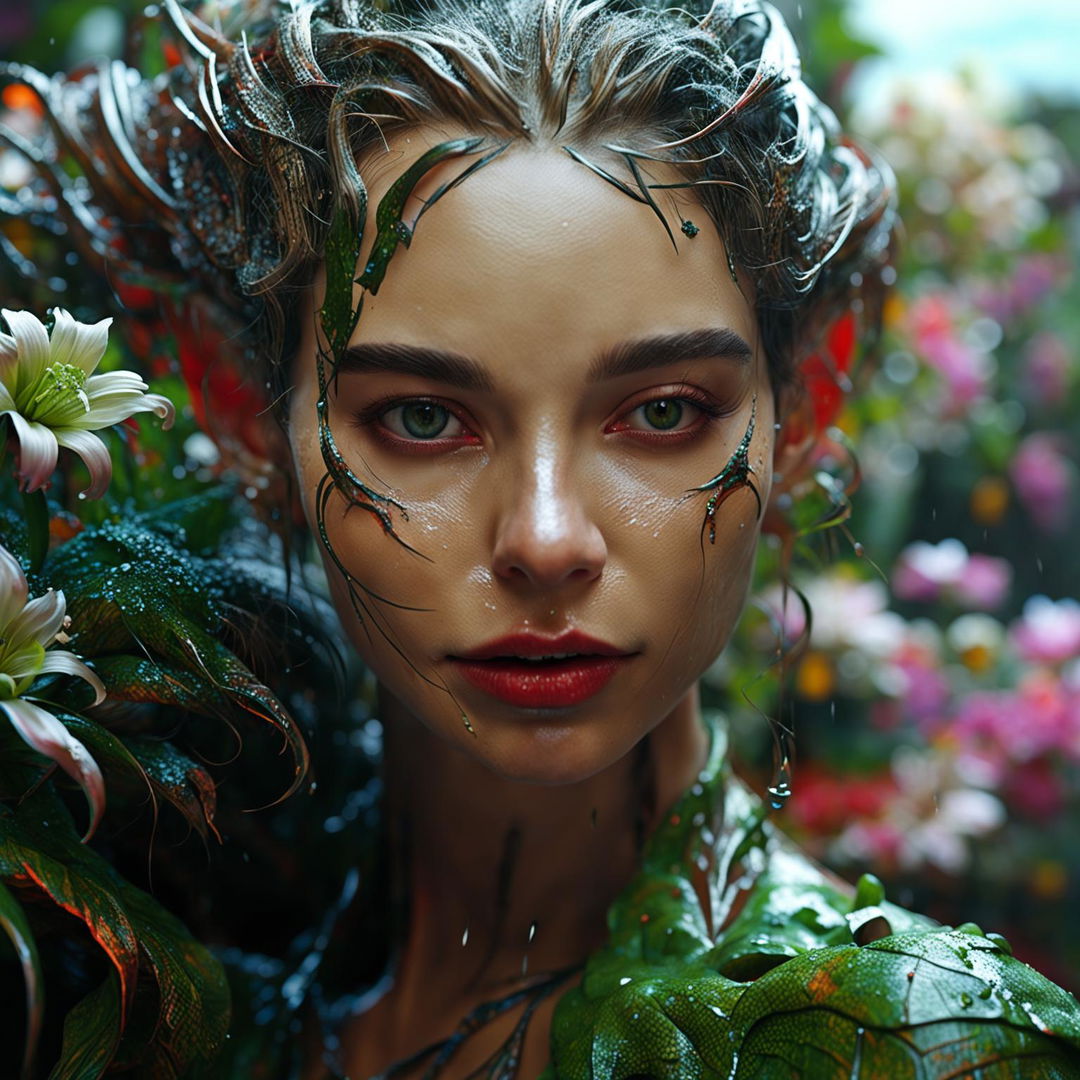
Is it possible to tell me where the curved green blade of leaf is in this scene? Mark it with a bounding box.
[176,623,310,802]
[2,788,230,1077]
[108,875,230,1078]
[0,790,139,1031]
[47,972,121,1080]
[126,737,219,843]
[90,654,228,718]
[0,877,44,1080]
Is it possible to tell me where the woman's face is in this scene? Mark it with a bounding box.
[288,129,778,785]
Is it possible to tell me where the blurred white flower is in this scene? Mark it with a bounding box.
[0,307,175,499]
[0,543,106,839]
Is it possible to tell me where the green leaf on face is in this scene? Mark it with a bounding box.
[0,877,44,1080]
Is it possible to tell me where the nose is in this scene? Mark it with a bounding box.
[490,439,607,589]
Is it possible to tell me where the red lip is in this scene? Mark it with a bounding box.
[449,630,636,708]
[453,629,630,661]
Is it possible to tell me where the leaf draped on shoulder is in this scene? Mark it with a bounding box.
[544,715,1080,1079]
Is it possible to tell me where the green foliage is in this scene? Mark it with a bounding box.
[547,721,1080,1078]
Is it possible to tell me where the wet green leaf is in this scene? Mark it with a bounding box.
[49,972,121,1080]
[1,788,230,1077]
[0,877,44,1080]
[126,738,218,843]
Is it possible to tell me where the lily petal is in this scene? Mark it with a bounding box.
[49,309,111,375]
[0,380,15,413]
[4,410,59,492]
[143,392,176,430]
[7,589,66,652]
[53,428,113,499]
[31,650,107,706]
[85,371,149,395]
[0,329,16,364]
[1,309,51,397]
[0,697,105,842]
[0,544,29,632]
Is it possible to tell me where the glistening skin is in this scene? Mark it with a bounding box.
[286,131,794,788]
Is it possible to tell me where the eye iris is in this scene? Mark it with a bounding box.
[401,403,449,438]
[642,399,683,430]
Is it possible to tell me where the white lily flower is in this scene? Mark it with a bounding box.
[0,307,175,499]
[0,542,107,840]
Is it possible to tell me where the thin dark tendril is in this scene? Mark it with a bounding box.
[620,151,678,251]
[683,395,761,544]
[373,967,578,1080]
[460,972,572,1079]
[560,144,646,203]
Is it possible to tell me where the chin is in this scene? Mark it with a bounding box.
[464,714,637,787]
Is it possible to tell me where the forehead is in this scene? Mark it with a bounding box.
[339,129,758,367]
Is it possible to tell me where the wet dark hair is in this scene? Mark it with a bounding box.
[1,0,894,426]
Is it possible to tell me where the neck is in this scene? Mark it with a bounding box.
[378,685,709,1012]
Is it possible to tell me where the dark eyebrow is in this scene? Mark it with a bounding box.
[337,342,495,392]
[335,326,752,390]
[587,327,753,382]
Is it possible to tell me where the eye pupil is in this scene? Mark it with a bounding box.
[643,399,682,430]
[402,403,448,438]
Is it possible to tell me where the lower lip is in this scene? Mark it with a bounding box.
[449,655,632,708]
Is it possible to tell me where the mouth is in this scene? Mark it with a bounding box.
[448,630,636,709]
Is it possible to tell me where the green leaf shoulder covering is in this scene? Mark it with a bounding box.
[545,713,1080,1079]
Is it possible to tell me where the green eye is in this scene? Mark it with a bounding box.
[640,399,684,430]
[400,402,450,438]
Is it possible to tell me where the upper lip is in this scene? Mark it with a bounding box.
[451,629,632,661]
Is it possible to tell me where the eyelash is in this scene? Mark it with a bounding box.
[351,387,731,453]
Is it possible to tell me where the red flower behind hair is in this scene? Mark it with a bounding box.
[801,310,856,432]
[175,316,270,460]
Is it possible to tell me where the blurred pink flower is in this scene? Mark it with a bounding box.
[1009,433,1075,532]
[951,673,1080,764]
[1003,757,1067,821]
[908,294,991,413]
[887,640,952,720]
[892,539,1011,610]
[1010,596,1080,665]
[976,256,1069,325]
[1022,332,1073,407]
